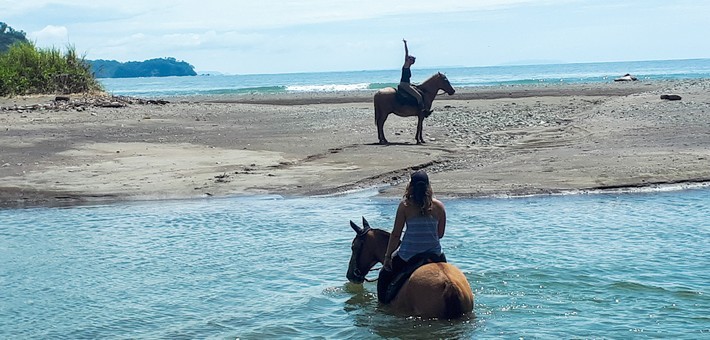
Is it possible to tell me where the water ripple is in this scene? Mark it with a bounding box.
[1,188,708,338]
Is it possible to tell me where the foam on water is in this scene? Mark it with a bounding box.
[286,83,370,92]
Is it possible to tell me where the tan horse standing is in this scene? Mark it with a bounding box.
[346,218,474,319]
[374,72,455,145]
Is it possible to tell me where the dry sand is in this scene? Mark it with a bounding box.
[1,80,709,208]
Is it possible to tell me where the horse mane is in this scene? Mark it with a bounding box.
[371,228,391,238]
[421,72,443,83]
[418,72,444,93]
[370,228,398,254]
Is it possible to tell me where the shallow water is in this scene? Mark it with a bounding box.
[1,189,709,339]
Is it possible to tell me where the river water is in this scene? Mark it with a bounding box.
[1,188,709,338]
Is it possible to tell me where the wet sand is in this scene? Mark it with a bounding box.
[1,80,709,208]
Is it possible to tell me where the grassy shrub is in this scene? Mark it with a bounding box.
[0,42,103,96]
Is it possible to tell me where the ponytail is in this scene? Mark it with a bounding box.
[412,181,427,208]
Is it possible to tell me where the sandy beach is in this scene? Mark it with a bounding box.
[1,80,709,208]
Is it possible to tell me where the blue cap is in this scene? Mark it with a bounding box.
[410,170,429,185]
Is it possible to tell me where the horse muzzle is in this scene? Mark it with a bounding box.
[346,268,366,284]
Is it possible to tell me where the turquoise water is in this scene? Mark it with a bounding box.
[1,189,708,338]
[98,58,710,98]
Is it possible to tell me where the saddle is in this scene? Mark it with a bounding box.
[378,252,447,304]
[395,85,424,106]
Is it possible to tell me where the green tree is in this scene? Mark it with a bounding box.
[0,22,29,53]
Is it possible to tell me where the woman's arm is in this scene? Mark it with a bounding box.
[403,39,409,59]
[384,201,406,269]
[435,199,447,238]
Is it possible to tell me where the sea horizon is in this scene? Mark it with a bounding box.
[201,57,710,77]
[98,57,710,98]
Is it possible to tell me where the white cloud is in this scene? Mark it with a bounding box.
[4,1,576,31]
[5,0,709,74]
[29,25,69,47]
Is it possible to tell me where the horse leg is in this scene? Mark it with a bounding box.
[376,110,389,145]
[415,115,425,144]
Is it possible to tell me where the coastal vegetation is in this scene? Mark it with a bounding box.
[0,41,102,96]
[1,22,196,97]
[0,22,102,96]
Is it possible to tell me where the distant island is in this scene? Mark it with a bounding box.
[89,58,197,78]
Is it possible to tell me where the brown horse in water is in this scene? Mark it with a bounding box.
[374,72,455,145]
[346,218,474,319]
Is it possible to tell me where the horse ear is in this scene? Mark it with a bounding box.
[350,220,363,234]
[361,217,371,234]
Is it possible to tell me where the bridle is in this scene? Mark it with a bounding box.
[348,218,388,283]
[352,264,380,283]
[351,234,381,283]
[433,74,454,96]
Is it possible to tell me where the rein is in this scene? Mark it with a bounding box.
[363,266,381,282]
[353,261,382,282]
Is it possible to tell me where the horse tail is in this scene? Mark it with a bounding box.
[440,264,474,319]
[442,283,465,319]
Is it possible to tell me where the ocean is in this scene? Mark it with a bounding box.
[98,58,710,98]
[2,58,709,338]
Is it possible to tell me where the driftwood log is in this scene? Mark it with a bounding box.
[660,94,682,101]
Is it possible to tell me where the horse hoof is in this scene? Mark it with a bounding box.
[379,140,389,145]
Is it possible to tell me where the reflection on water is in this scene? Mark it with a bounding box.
[1,188,709,338]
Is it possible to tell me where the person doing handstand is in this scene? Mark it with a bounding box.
[398,39,430,116]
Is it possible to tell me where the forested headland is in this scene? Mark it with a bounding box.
[89,58,197,78]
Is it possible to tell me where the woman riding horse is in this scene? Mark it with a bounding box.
[346,171,473,319]
[373,41,455,144]
[380,170,447,301]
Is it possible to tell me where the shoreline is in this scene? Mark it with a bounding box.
[188,81,662,105]
[2,80,709,209]
[6,180,710,210]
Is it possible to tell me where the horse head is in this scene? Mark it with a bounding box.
[437,72,455,95]
[346,217,388,284]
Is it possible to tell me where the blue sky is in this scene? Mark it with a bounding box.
[3,0,709,74]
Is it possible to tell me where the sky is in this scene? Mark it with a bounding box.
[2,0,709,74]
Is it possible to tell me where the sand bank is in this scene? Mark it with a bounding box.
[1,80,709,208]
